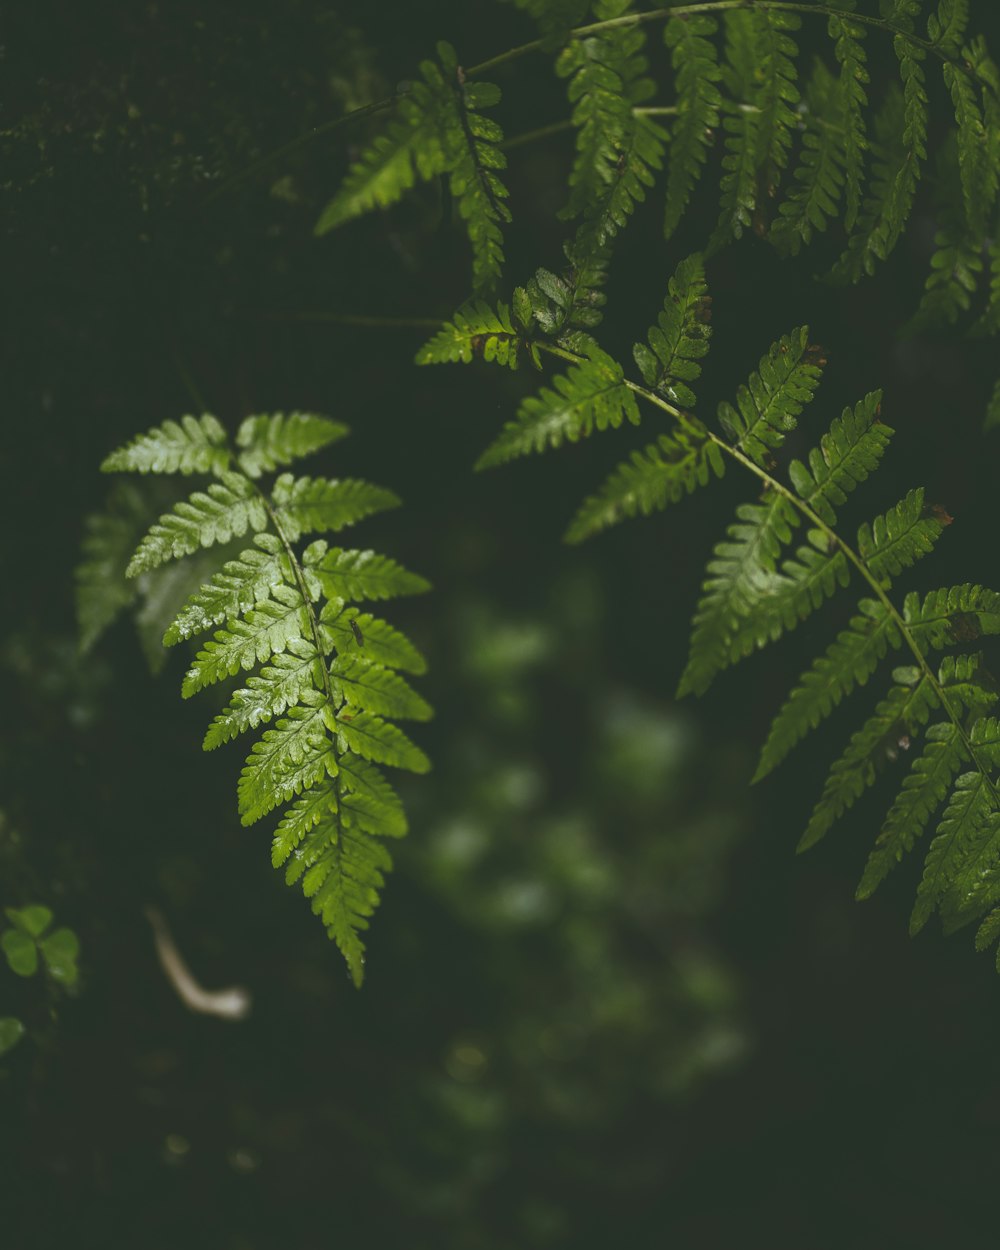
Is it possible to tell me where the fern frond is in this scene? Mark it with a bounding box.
[181,584,311,696]
[557,0,667,251]
[565,421,725,544]
[829,7,869,231]
[716,327,824,468]
[798,666,940,851]
[436,43,511,293]
[476,342,639,469]
[126,472,268,577]
[663,15,722,240]
[292,812,393,988]
[755,600,899,781]
[238,693,335,825]
[905,583,1000,651]
[316,43,508,293]
[677,491,799,698]
[333,709,430,773]
[320,604,427,674]
[910,771,996,934]
[927,0,969,57]
[270,474,399,541]
[524,241,609,348]
[972,239,1000,337]
[163,533,294,645]
[943,52,998,236]
[787,392,891,525]
[92,412,429,984]
[101,414,231,477]
[203,640,323,749]
[712,11,761,247]
[857,487,945,583]
[857,720,968,897]
[236,414,349,479]
[632,254,712,409]
[414,299,535,370]
[751,8,802,194]
[331,655,433,721]
[769,61,846,255]
[311,547,430,604]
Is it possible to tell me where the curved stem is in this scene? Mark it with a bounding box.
[467,1,945,78]
[625,378,999,802]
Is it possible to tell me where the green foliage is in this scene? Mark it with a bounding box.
[96,412,431,985]
[315,42,509,293]
[0,1017,24,1058]
[447,244,1000,971]
[663,16,722,240]
[2,907,80,985]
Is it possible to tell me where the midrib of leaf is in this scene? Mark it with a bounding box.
[259,492,344,864]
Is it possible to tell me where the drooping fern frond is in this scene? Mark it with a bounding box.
[662,14,722,241]
[631,253,712,409]
[449,244,1000,970]
[556,0,668,253]
[96,412,431,985]
[315,42,509,293]
[475,340,639,468]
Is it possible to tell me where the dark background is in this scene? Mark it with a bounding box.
[4,2,1000,1245]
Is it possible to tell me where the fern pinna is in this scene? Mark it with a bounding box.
[419,250,1000,970]
[99,413,431,985]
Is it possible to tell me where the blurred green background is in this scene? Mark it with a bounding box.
[5,2,1000,1245]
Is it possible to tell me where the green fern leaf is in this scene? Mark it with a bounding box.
[331,655,432,721]
[663,15,722,240]
[565,422,725,544]
[235,413,349,479]
[237,692,335,825]
[906,583,1000,651]
[858,487,945,583]
[716,327,824,468]
[711,11,760,247]
[316,43,508,294]
[270,784,337,869]
[163,533,297,645]
[339,753,408,833]
[755,600,899,782]
[557,1,667,251]
[181,585,310,697]
[311,547,429,603]
[830,35,927,282]
[829,8,869,230]
[927,0,969,56]
[101,414,231,477]
[910,772,997,934]
[476,342,639,469]
[770,61,846,255]
[414,300,535,369]
[972,239,1000,336]
[320,604,427,674]
[798,666,940,851]
[857,721,968,898]
[943,55,997,235]
[332,709,430,773]
[632,254,712,408]
[752,8,802,193]
[788,392,892,525]
[524,242,609,347]
[203,639,323,749]
[294,814,393,988]
[270,474,399,541]
[126,472,267,577]
[677,491,799,698]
